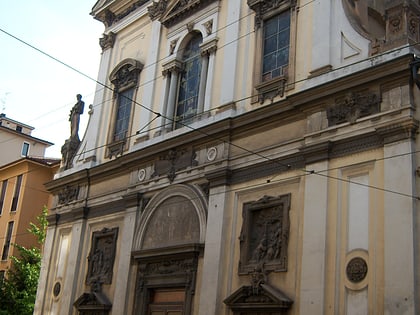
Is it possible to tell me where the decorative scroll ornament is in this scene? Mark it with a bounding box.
[57,185,79,205]
[154,0,217,27]
[203,19,213,35]
[148,0,168,20]
[223,270,293,314]
[101,0,149,27]
[99,32,116,51]
[327,91,380,126]
[247,0,297,29]
[140,257,196,277]
[152,148,198,182]
[109,58,144,93]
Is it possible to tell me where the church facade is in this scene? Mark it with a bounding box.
[35,1,420,314]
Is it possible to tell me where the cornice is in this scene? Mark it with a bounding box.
[233,53,414,134]
[151,0,219,27]
[92,0,150,27]
[46,119,233,191]
[47,54,416,192]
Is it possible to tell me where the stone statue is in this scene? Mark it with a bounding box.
[61,94,84,170]
[69,94,84,139]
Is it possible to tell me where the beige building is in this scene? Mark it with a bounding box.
[36,1,420,314]
[0,113,53,165]
[0,114,59,280]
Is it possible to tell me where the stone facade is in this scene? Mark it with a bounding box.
[35,1,420,314]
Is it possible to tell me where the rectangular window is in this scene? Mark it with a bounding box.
[1,221,14,260]
[21,142,30,157]
[113,88,134,142]
[249,1,296,104]
[16,125,22,132]
[262,11,290,82]
[10,175,22,212]
[0,179,7,215]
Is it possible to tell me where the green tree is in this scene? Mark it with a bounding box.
[0,206,48,315]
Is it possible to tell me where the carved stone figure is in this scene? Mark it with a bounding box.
[327,91,380,126]
[239,194,291,274]
[70,94,85,139]
[86,228,119,286]
[61,94,85,170]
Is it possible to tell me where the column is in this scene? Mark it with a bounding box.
[310,0,332,74]
[198,170,230,315]
[300,160,328,314]
[166,69,179,130]
[383,139,415,314]
[197,52,209,114]
[159,74,171,132]
[199,38,218,113]
[162,60,182,132]
[219,0,240,105]
[111,208,137,314]
[61,220,87,315]
[140,20,161,134]
[34,225,57,313]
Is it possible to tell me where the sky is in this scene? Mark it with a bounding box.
[0,1,105,158]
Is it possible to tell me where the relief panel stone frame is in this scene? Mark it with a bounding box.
[86,227,119,286]
[248,0,298,104]
[239,194,291,275]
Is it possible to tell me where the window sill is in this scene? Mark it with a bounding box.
[107,139,127,158]
[255,75,287,104]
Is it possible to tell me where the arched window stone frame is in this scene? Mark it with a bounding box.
[107,58,144,158]
[161,29,217,131]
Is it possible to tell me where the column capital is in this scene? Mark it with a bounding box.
[205,167,231,188]
[162,59,183,76]
[200,37,219,56]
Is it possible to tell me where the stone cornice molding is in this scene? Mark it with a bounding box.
[92,0,149,27]
[200,37,218,56]
[150,0,218,27]
[247,0,297,29]
[162,58,184,75]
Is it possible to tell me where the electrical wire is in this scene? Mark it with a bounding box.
[0,0,419,216]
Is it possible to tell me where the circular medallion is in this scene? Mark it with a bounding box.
[346,257,368,283]
[138,168,146,181]
[53,281,61,297]
[207,147,218,161]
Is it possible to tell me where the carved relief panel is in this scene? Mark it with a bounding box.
[141,195,200,249]
[239,194,291,274]
[327,91,380,126]
[86,227,119,286]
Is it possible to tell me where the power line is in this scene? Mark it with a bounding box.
[0,2,419,204]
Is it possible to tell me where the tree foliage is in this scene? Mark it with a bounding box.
[0,206,48,315]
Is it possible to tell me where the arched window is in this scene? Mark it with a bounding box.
[175,33,203,128]
[107,58,143,157]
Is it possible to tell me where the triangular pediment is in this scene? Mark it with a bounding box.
[224,284,293,312]
[149,0,217,27]
[74,292,112,311]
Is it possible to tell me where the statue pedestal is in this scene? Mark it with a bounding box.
[61,136,81,171]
